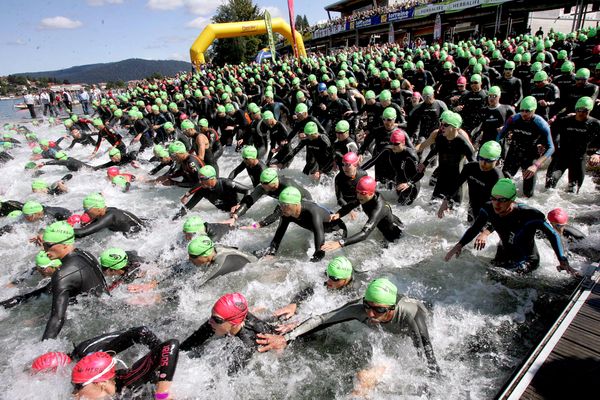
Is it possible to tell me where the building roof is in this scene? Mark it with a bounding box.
[325,0,374,13]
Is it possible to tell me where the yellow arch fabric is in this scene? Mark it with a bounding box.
[189,17,306,65]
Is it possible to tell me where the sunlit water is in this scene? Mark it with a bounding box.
[0,118,598,399]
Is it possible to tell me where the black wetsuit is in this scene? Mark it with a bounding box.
[177,178,250,217]
[446,162,504,220]
[279,134,334,175]
[107,251,145,291]
[267,200,347,261]
[423,133,475,202]
[94,126,126,155]
[233,176,312,224]
[74,207,144,238]
[168,154,204,188]
[458,89,488,134]
[546,115,600,191]
[149,159,177,176]
[44,157,92,172]
[497,75,523,107]
[43,249,109,340]
[497,114,554,197]
[407,100,448,141]
[332,137,359,170]
[458,202,567,273]
[476,104,515,145]
[362,146,423,205]
[71,326,162,359]
[56,133,97,149]
[93,151,138,170]
[180,313,274,374]
[334,169,367,207]
[282,297,438,371]
[228,160,267,187]
[337,193,404,247]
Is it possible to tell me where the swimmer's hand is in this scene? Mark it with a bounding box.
[256,333,288,352]
[444,243,462,261]
[474,230,490,251]
[321,241,342,252]
[329,213,340,222]
[589,154,600,166]
[223,217,237,227]
[272,304,297,320]
[275,322,299,334]
[437,199,449,219]
[128,281,158,293]
[557,260,580,277]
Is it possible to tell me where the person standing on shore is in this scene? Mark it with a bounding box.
[78,89,90,115]
[23,92,36,118]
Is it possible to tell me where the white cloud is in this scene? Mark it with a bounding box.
[168,52,187,61]
[39,16,83,30]
[147,0,221,15]
[87,0,123,6]
[261,6,283,19]
[186,16,210,30]
[5,39,27,46]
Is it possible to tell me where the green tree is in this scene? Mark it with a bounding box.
[302,15,309,30]
[295,15,304,31]
[212,0,265,65]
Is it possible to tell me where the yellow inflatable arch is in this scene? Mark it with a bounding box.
[189,17,307,65]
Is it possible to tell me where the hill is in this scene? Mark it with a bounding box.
[15,58,191,84]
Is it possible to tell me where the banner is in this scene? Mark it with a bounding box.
[388,8,414,22]
[433,13,442,40]
[446,0,481,13]
[414,2,447,17]
[388,22,394,43]
[264,10,276,62]
[287,0,298,58]
[480,0,511,6]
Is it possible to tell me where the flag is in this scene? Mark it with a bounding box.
[287,0,298,58]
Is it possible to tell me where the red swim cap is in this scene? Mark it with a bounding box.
[356,176,377,195]
[71,352,115,385]
[180,113,188,120]
[49,141,56,148]
[107,166,120,178]
[342,152,359,165]
[212,292,248,325]
[457,76,467,85]
[31,352,72,373]
[412,91,422,99]
[390,129,406,145]
[67,214,81,227]
[548,208,568,225]
[80,213,91,224]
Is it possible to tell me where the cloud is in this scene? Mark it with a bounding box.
[147,0,221,15]
[5,39,27,46]
[39,16,83,29]
[261,6,283,18]
[87,0,123,5]
[186,16,210,30]
[168,52,188,61]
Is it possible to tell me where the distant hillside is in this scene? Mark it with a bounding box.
[15,58,192,84]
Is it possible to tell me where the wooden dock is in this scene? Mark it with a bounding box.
[495,263,600,400]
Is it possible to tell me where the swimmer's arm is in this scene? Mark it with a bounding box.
[458,208,490,247]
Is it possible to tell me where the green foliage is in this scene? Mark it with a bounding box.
[211,0,266,65]
[105,80,126,89]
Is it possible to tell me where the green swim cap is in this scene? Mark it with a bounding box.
[379,90,392,101]
[225,104,235,113]
[260,168,278,184]
[163,122,174,130]
[533,71,548,82]
[327,86,337,95]
[64,120,73,128]
[520,96,537,111]
[364,278,397,306]
[114,109,123,118]
[55,151,68,160]
[576,68,590,79]
[263,111,275,120]
[35,250,61,269]
[423,86,435,96]
[93,118,103,127]
[25,161,37,170]
[100,248,128,270]
[112,175,128,189]
[40,140,49,147]
[83,193,106,209]
[183,215,205,234]
[31,179,48,190]
[575,96,594,111]
[7,210,22,218]
[382,107,397,120]
[32,146,42,154]
[488,86,501,96]
[470,74,482,83]
[327,256,353,280]
[365,90,376,100]
[181,120,194,130]
[241,145,258,159]
[442,111,462,128]
[279,186,302,205]
[479,141,502,160]
[199,165,216,179]
[295,103,308,113]
[22,201,43,215]
[109,148,121,157]
[504,61,515,69]
[216,105,225,114]
[199,118,209,128]
[70,115,78,122]
[304,121,318,135]
[168,141,187,155]
[335,120,350,132]
[491,178,517,200]
[188,235,215,257]
[43,221,75,245]
[560,61,574,73]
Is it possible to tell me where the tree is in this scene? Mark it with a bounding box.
[212,0,266,65]
[295,15,304,31]
[303,15,309,31]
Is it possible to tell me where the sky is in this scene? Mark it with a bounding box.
[0,0,335,75]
